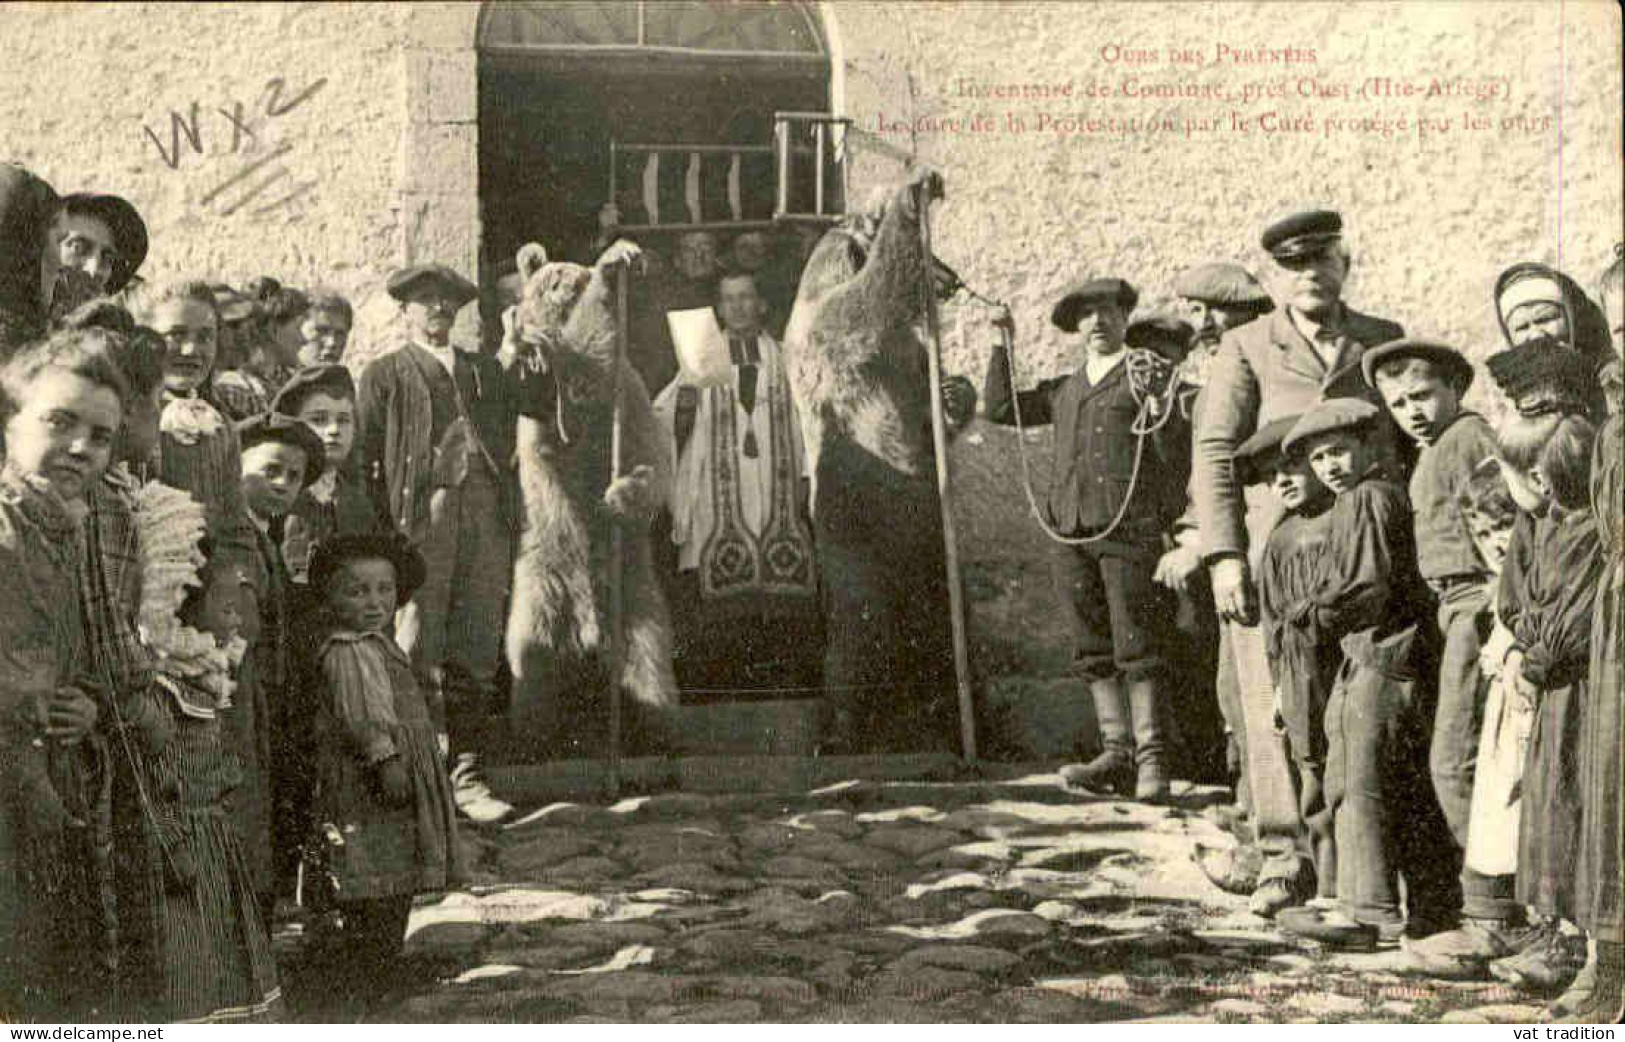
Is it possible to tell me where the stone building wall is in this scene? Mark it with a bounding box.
[1,1,1618,756]
[829,1,1623,752]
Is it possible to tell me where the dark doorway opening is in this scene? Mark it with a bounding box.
[477,3,850,756]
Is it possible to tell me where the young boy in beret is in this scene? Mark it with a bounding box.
[355,264,515,824]
[984,277,1183,802]
[1363,339,1529,965]
[1274,398,1456,946]
[232,411,326,925]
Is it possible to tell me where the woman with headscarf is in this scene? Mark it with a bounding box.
[1493,262,1613,421]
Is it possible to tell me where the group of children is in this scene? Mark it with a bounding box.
[1223,254,1623,1020]
[0,242,469,1020]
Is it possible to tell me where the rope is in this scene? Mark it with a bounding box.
[941,276,1186,547]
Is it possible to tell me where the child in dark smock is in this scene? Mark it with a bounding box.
[1486,412,1601,994]
[305,532,464,977]
[1244,414,1337,907]
[1479,343,1604,996]
[1274,398,1455,948]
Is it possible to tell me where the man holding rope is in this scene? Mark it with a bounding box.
[983,278,1184,802]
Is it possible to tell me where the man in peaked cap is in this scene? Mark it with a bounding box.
[1189,207,1406,916]
[983,277,1186,803]
[356,262,516,824]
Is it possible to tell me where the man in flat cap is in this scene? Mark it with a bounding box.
[356,263,517,823]
[1190,209,1405,915]
[1155,261,1275,802]
[983,278,1184,802]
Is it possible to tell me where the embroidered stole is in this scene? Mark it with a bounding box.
[697,368,815,603]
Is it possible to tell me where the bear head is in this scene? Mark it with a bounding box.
[512,242,620,402]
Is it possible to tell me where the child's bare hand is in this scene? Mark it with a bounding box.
[376,757,412,808]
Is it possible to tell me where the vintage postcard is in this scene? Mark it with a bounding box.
[0,0,1621,1028]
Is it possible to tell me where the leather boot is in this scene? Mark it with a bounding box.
[1128,674,1171,803]
[1061,677,1133,795]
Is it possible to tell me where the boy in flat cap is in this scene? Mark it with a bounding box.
[1362,339,1528,965]
[232,411,326,924]
[984,278,1183,801]
[1274,399,1457,946]
[356,263,516,824]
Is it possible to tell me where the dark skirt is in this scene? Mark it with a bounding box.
[314,718,464,903]
[218,657,275,895]
[150,809,283,1022]
[1516,680,1585,922]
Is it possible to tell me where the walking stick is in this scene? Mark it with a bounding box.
[607,266,629,796]
[918,184,978,765]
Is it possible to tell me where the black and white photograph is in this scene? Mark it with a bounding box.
[0,0,1621,1027]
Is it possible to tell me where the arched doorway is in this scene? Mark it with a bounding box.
[478,2,841,755]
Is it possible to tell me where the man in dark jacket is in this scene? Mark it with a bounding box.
[356,264,516,824]
[984,278,1183,802]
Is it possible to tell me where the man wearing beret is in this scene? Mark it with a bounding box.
[1190,210,1405,913]
[356,263,517,824]
[984,278,1183,802]
[1155,261,1276,805]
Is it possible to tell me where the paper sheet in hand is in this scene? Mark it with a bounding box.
[667,307,731,387]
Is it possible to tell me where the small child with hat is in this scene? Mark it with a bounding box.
[1362,338,1524,963]
[1475,347,1604,996]
[232,411,327,925]
[1274,397,1456,947]
[1239,414,1337,911]
[303,531,464,986]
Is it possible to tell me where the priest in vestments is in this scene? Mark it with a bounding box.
[653,271,822,699]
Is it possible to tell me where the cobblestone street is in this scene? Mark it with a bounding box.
[276,766,1550,1023]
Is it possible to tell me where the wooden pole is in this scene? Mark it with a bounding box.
[608,266,629,796]
[917,184,978,765]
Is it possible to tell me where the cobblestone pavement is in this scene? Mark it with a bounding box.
[277,771,1548,1023]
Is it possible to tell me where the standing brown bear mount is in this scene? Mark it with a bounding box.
[503,240,680,754]
[781,166,976,754]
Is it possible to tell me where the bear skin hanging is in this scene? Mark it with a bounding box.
[781,165,978,754]
[503,240,679,754]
